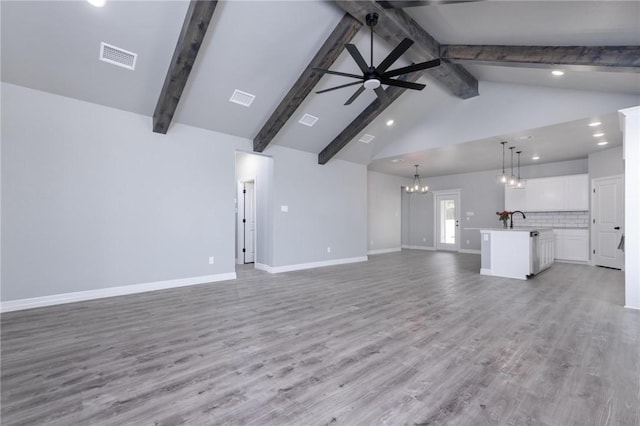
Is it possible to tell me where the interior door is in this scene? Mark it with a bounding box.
[592,176,623,269]
[435,191,460,251]
[243,181,255,263]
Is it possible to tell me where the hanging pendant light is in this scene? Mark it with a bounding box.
[497,141,508,184]
[514,150,527,189]
[508,147,517,186]
[406,164,428,193]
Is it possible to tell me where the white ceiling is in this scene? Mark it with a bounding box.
[2,0,639,176]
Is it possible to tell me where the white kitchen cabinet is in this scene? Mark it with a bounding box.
[554,229,589,262]
[505,174,589,212]
[564,174,589,210]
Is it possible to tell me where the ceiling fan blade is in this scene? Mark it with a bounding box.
[345,44,370,74]
[380,78,426,90]
[376,38,414,73]
[312,68,364,80]
[344,86,366,105]
[374,86,389,103]
[382,59,441,78]
[316,81,363,94]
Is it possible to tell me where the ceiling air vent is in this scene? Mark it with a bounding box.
[229,90,255,107]
[298,113,319,127]
[359,134,375,144]
[99,42,137,70]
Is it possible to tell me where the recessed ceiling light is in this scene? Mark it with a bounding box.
[390,158,404,163]
[593,132,605,137]
[386,119,394,126]
[532,156,540,160]
[551,70,564,76]
[588,121,601,127]
[88,0,106,7]
[358,134,375,144]
[597,141,609,146]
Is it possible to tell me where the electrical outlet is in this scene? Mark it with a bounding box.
[370,240,374,246]
[423,237,426,242]
[209,256,214,264]
[327,247,331,253]
[466,240,470,245]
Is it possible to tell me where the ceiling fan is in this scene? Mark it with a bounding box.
[313,12,441,105]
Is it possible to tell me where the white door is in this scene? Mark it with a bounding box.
[592,176,623,269]
[435,191,460,251]
[237,180,256,264]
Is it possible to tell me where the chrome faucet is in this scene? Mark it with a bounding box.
[510,210,526,228]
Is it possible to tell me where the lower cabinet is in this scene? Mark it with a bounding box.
[554,229,589,262]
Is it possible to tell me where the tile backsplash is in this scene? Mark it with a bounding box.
[511,211,589,229]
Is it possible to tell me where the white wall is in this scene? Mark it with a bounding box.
[620,106,640,310]
[367,171,405,254]
[1,83,250,303]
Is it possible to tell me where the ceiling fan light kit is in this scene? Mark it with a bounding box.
[313,12,441,105]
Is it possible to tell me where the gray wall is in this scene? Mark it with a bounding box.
[270,146,367,267]
[402,190,434,248]
[1,83,249,301]
[1,83,369,302]
[588,146,624,180]
[367,171,404,252]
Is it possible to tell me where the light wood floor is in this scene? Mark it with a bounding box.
[1,251,638,425]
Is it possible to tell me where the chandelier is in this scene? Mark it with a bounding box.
[406,164,428,193]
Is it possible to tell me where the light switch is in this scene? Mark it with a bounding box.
[281,205,288,212]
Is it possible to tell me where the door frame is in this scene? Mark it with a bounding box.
[591,174,624,270]
[433,189,461,252]
[237,177,257,265]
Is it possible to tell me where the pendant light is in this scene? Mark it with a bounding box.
[514,150,527,189]
[497,141,508,184]
[508,147,516,186]
[406,165,428,193]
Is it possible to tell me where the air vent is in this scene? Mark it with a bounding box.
[229,90,255,107]
[298,113,319,127]
[99,42,137,70]
[358,134,375,144]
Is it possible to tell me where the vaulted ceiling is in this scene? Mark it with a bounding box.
[2,0,639,177]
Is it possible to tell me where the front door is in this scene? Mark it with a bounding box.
[435,191,460,251]
[592,176,623,269]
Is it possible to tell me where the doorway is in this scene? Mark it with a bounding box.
[237,180,256,264]
[434,190,460,251]
[592,175,624,269]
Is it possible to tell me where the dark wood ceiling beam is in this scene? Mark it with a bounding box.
[441,45,640,72]
[377,0,484,8]
[253,13,362,153]
[318,73,420,165]
[334,0,478,99]
[152,1,218,134]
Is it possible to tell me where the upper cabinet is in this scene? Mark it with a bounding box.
[505,174,589,212]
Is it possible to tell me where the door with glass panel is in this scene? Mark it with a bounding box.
[435,191,460,251]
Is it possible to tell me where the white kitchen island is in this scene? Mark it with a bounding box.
[480,228,554,280]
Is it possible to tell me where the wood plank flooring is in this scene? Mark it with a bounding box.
[1,251,639,425]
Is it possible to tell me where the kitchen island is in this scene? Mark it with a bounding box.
[480,228,554,280]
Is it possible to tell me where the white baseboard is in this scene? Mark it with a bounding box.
[367,248,401,255]
[480,268,492,275]
[0,272,237,313]
[624,305,640,311]
[255,256,368,274]
[459,249,481,255]
[402,245,435,251]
